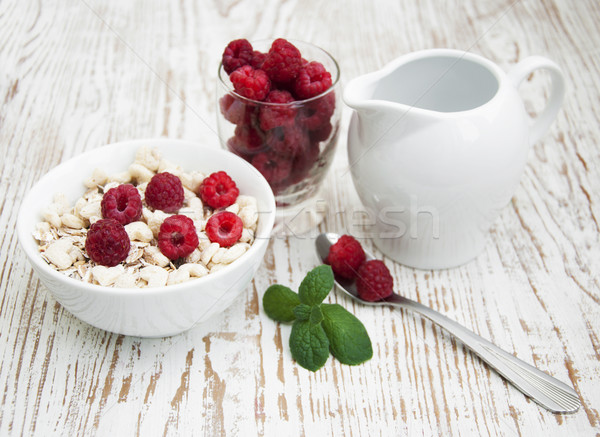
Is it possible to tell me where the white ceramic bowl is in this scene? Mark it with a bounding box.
[17,139,276,337]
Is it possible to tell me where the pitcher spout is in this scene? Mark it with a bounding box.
[343,71,381,112]
[344,68,427,140]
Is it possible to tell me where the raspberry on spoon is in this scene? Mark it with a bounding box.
[355,260,394,302]
[326,234,366,279]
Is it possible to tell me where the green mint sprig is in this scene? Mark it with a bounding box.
[262,265,373,371]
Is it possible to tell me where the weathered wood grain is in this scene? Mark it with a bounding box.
[1,0,599,435]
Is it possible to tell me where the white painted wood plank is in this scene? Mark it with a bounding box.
[0,0,598,435]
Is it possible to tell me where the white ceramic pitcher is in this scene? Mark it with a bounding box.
[344,49,565,269]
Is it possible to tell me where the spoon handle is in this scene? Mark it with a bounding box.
[386,294,580,413]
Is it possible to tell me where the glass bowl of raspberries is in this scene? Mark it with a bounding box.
[217,38,341,233]
[17,139,276,337]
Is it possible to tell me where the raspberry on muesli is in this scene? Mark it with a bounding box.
[198,171,240,209]
[101,183,143,225]
[85,219,131,267]
[206,211,243,248]
[158,215,199,260]
[33,147,259,288]
[145,172,185,213]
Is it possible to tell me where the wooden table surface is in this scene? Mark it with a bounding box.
[1,0,599,435]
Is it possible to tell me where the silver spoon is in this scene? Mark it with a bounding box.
[316,232,580,413]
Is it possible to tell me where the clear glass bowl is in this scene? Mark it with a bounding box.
[216,39,341,234]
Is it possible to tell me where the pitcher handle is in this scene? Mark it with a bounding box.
[507,56,565,145]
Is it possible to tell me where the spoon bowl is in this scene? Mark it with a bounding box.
[316,232,407,307]
[315,232,580,414]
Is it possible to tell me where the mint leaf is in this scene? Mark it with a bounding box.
[293,304,311,321]
[262,284,300,322]
[263,266,373,372]
[321,304,373,365]
[310,305,324,325]
[289,319,330,371]
[298,265,334,306]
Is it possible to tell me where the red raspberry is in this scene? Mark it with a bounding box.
[158,215,199,260]
[309,121,334,143]
[356,260,394,302]
[227,136,258,162]
[226,124,265,160]
[230,65,271,101]
[264,128,286,155]
[198,171,239,209]
[222,39,254,75]
[85,219,131,267]
[101,183,143,226]
[145,172,184,213]
[293,61,333,100]
[251,152,292,185]
[259,90,297,130]
[289,141,320,184]
[270,179,292,196]
[233,124,265,154]
[250,50,267,69]
[262,38,303,84]
[219,94,255,126]
[297,92,336,130]
[206,211,243,247]
[326,235,366,279]
[265,124,309,158]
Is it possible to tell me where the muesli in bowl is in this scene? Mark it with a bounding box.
[33,146,259,288]
[17,139,276,337]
